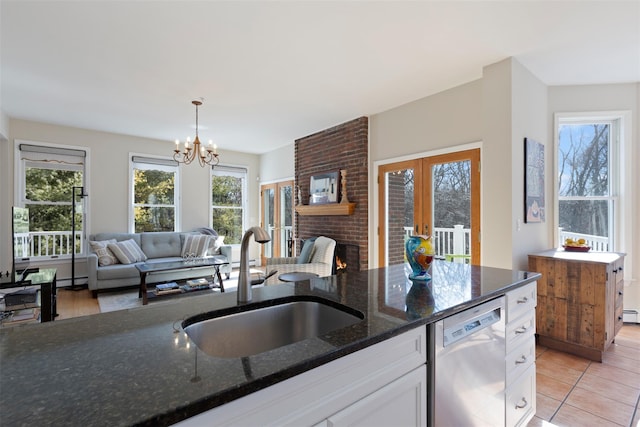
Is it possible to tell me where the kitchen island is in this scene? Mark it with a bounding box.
[0,261,539,426]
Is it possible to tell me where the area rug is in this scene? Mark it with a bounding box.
[97,273,240,313]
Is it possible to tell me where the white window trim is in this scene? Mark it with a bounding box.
[14,139,91,260]
[210,164,248,245]
[128,153,181,233]
[553,111,632,277]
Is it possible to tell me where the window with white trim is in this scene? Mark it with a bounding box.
[555,114,624,251]
[130,156,180,232]
[211,166,247,244]
[16,142,87,259]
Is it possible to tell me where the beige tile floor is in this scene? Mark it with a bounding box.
[528,324,640,427]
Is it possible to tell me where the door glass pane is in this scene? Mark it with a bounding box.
[279,184,293,257]
[432,160,471,263]
[384,168,415,266]
[262,187,275,258]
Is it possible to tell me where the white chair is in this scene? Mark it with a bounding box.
[263,236,336,285]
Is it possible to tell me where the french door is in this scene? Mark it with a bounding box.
[260,180,294,265]
[378,149,480,267]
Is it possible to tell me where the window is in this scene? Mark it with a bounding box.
[555,113,625,251]
[130,156,179,232]
[16,142,87,259]
[211,166,247,244]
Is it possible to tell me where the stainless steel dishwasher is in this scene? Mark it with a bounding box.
[433,296,506,426]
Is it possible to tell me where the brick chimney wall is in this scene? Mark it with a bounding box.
[295,116,369,270]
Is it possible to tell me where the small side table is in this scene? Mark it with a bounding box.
[278,272,319,283]
[0,268,57,322]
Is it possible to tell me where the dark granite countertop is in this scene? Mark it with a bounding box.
[0,261,540,426]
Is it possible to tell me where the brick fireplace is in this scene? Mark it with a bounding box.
[294,117,369,271]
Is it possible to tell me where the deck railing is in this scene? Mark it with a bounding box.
[404,225,471,261]
[558,229,609,251]
[14,231,83,258]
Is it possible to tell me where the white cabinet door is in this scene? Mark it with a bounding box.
[325,365,427,427]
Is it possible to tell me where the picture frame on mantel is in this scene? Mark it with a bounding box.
[309,171,340,205]
[524,137,545,223]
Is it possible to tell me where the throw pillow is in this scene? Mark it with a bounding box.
[210,236,225,255]
[107,239,147,264]
[297,237,317,264]
[89,239,119,266]
[181,234,211,257]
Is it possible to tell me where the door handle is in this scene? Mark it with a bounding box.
[424,224,429,235]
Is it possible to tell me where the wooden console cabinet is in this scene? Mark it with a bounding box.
[528,250,625,362]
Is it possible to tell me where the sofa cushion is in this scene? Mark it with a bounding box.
[182,234,211,257]
[108,239,147,264]
[96,263,140,280]
[297,237,317,264]
[310,236,336,264]
[89,239,119,266]
[141,232,183,258]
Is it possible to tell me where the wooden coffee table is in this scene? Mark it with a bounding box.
[136,256,228,305]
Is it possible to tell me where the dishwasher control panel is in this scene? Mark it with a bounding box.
[443,308,501,347]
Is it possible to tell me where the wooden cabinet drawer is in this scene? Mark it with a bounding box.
[506,311,535,351]
[506,336,535,385]
[506,364,536,427]
[506,282,537,323]
[615,279,624,309]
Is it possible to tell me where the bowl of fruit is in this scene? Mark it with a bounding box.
[563,238,590,252]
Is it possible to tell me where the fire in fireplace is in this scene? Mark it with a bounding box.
[334,243,360,274]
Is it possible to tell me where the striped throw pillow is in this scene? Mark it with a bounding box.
[181,234,211,257]
[107,239,147,264]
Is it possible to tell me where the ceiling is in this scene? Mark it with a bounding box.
[2,1,638,155]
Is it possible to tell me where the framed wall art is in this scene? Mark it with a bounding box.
[524,137,545,223]
[309,171,340,205]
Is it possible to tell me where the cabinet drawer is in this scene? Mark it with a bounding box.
[506,311,535,351]
[615,304,624,336]
[506,336,535,385]
[506,364,536,427]
[506,282,537,323]
[615,279,624,309]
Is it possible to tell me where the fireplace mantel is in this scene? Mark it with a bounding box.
[295,202,356,216]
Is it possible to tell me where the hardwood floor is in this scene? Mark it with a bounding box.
[55,288,640,426]
[529,324,640,427]
[56,287,100,319]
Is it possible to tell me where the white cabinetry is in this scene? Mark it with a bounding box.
[316,366,427,427]
[505,282,537,427]
[176,327,426,427]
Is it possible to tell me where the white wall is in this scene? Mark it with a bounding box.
[0,137,9,276]
[259,143,294,184]
[481,59,515,269]
[509,59,549,271]
[2,118,260,281]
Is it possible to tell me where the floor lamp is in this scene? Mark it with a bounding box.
[70,186,87,290]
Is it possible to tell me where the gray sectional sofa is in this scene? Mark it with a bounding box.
[87,231,232,297]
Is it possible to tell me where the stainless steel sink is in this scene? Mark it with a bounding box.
[182,298,364,358]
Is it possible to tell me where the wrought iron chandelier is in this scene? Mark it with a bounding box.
[173,99,220,167]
